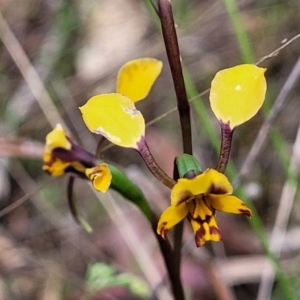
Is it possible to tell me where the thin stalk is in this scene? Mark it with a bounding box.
[158,2,190,291]
[158,0,192,155]
[216,123,233,174]
[67,176,76,220]
[151,214,185,300]
[67,176,93,232]
[137,137,175,189]
[173,221,183,274]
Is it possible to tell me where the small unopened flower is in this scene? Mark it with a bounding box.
[43,124,111,193]
[157,168,251,247]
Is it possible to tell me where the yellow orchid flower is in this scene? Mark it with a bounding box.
[43,124,111,193]
[80,58,162,149]
[157,168,251,247]
[210,64,267,129]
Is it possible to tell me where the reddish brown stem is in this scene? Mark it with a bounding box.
[158,0,192,155]
[151,214,185,300]
[137,137,175,189]
[216,123,233,173]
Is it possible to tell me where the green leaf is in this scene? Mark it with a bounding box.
[108,164,152,220]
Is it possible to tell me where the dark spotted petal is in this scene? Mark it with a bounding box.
[208,195,252,217]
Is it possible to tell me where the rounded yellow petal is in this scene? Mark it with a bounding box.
[157,203,188,239]
[171,168,233,206]
[45,124,71,150]
[210,64,267,128]
[208,194,252,217]
[79,93,145,149]
[116,58,163,102]
[85,163,112,193]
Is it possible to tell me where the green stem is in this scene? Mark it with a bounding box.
[158,0,192,155]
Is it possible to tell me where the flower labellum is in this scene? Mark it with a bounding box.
[85,164,112,193]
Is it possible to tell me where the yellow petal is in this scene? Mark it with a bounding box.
[43,149,51,163]
[157,203,188,239]
[116,58,163,102]
[208,194,252,217]
[45,124,71,150]
[210,64,266,129]
[171,168,233,206]
[85,163,112,193]
[43,149,68,176]
[190,216,222,247]
[80,93,145,149]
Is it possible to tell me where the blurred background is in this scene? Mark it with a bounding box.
[0,0,300,299]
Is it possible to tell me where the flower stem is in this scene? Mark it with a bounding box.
[216,122,233,173]
[151,214,185,300]
[158,0,192,155]
[67,176,93,232]
[137,137,175,189]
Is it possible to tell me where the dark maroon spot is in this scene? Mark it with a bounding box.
[193,214,212,225]
[209,183,227,195]
[195,226,206,247]
[159,224,169,239]
[239,209,252,217]
[210,226,222,239]
[177,191,193,205]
